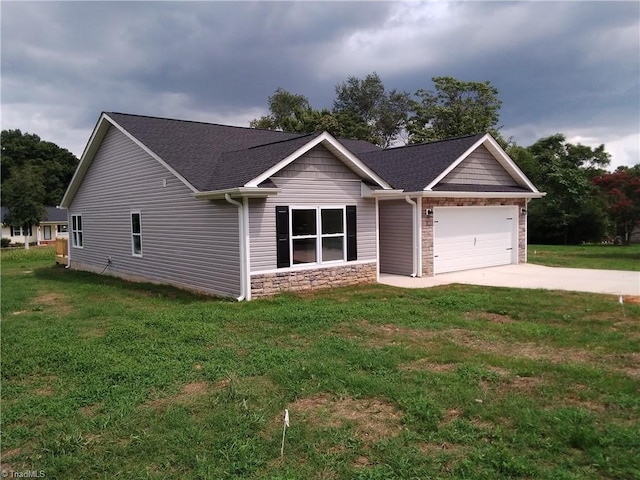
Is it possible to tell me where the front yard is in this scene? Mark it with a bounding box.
[1,247,639,479]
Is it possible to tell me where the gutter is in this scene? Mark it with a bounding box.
[405,196,418,277]
[224,194,246,301]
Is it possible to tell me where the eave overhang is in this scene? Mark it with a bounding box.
[193,187,281,200]
[372,190,546,199]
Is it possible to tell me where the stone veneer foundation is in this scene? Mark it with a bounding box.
[421,198,527,277]
[251,262,377,297]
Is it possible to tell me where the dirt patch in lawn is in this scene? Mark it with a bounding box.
[32,291,72,315]
[399,359,457,373]
[144,381,214,411]
[466,312,515,324]
[335,320,439,348]
[1,448,22,460]
[623,296,640,305]
[290,394,403,443]
[80,403,103,417]
[442,329,639,377]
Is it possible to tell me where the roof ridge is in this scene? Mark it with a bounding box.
[380,133,485,152]
[244,132,318,150]
[105,111,305,135]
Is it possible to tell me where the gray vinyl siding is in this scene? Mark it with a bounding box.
[68,126,241,297]
[273,144,361,180]
[249,146,376,272]
[441,145,518,186]
[378,200,414,275]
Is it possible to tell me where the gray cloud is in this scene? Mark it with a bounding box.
[1,1,638,169]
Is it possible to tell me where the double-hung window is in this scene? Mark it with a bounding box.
[277,205,356,268]
[131,212,142,257]
[71,215,83,247]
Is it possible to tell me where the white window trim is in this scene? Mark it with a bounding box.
[71,214,83,248]
[289,205,346,267]
[130,211,143,257]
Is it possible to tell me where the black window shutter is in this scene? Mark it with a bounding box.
[276,206,290,268]
[346,205,357,261]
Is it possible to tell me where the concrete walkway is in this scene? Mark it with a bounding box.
[379,263,640,296]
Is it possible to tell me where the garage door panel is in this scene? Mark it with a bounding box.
[434,206,517,274]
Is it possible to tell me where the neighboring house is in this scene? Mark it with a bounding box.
[1,206,68,246]
[59,112,544,300]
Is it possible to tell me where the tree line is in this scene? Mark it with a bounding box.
[251,72,639,245]
[1,73,638,245]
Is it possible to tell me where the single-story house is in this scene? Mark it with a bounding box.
[59,112,544,300]
[1,206,68,246]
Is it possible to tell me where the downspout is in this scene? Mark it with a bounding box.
[225,194,246,301]
[405,196,418,277]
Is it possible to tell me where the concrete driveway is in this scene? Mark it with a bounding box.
[379,263,640,296]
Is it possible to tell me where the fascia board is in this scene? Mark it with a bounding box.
[424,134,489,191]
[245,132,393,190]
[482,135,539,192]
[60,113,111,208]
[104,114,198,193]
[416,190,546,199]
[60,113,199,208]
[193,187,281,200]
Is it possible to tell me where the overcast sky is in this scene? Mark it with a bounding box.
[2,1,638,170]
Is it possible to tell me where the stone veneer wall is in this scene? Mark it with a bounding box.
[421,198,527,276]
[251,262,377,297]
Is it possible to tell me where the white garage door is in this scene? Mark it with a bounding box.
[433,206,517,274]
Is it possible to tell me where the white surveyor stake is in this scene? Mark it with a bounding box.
[280,409,290,457]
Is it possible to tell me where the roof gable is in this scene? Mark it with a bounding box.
[439,144,518,187]
[426,134,538,192]
[360,134,484,191]
[360,133,539,194]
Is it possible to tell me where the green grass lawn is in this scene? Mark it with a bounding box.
[529,244,640,271]
[2,247,639,479]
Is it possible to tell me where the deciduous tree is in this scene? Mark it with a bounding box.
[408,76,502,143]
[1,129,78,206]
[2,165,46,249]
[511,134,611,244]
[593,166,640,244]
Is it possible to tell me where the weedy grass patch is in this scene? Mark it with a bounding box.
[1,250,639,479]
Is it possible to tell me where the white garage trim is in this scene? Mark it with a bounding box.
[433,206,518,274]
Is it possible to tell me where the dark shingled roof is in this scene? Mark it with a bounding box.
[107,113,307,191]
[358,134,485,191]
[1,206,67,225]
[104,113,526,194]
[106,113,382,191]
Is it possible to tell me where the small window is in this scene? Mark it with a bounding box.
[43,225,52,240]
[71,215,83,248]
[12,226,32,236]
[57,224,68,233]
[131,212,142,256]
